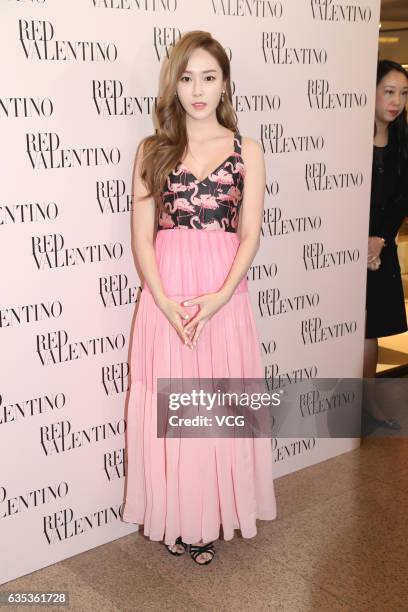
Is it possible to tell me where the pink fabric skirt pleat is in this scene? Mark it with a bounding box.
[122,228,277,545]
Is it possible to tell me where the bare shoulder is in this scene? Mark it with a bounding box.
[134,135,154,172]
[133,137,151,196]
[240,136,264,161]
[135,137,148,161]
[240,136,265,175]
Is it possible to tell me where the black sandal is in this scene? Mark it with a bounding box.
[165,536,188,556]
[189,541,215,565]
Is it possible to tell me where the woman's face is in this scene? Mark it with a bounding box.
[176,47,225,121]
[375,69,408,125]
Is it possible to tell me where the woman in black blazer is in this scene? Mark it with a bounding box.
[363,60,408,429]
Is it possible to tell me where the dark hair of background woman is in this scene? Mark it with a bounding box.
[375,59,408,172]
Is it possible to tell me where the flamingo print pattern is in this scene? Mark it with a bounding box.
[157,133,245,233]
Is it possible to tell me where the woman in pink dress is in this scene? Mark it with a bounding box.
[122,30,277,565]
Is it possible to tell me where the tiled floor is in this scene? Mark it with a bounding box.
[2,436,408,611]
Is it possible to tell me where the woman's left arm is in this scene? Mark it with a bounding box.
[183,138,265,346]
[218,137,266,300]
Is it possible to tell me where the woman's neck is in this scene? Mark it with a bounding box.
[185,115,227,142]
[374,119,389,147]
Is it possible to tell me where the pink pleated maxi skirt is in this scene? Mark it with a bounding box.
[122,227,277,546]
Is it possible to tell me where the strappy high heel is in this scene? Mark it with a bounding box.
[165,536,188,556]
[189,541,216,565]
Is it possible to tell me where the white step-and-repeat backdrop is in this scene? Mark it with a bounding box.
[1,0,380,584]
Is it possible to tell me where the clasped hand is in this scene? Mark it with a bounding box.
[367,236,385,271]
[157,291,229,349]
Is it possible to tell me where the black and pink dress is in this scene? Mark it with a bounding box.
[123,132,277,546]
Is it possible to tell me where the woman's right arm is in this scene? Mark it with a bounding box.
[132,142,167,306]
[367,236,385,265]
[132,143,192,346]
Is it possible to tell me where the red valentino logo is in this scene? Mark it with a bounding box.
[310,0,372,22]
[19,20,117,61]
[153,26,181,61]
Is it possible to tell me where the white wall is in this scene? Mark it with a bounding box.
[0,0,380,584]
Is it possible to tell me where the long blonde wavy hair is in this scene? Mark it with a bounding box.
[140,31,238,203]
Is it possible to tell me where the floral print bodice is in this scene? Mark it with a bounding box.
[157,132,245,233]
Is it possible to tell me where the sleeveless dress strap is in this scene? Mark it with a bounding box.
[234,132,242,155]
